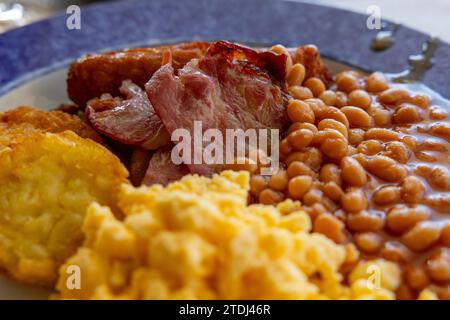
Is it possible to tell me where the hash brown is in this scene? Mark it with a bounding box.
[0,125,128,286]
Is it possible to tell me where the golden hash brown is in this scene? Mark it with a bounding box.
[0,126,128,286]
[0,106,103,143]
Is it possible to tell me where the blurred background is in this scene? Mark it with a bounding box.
[1,0,449,42]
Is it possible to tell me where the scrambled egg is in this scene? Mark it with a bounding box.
[56,171,414,300]
[0,125,128,285]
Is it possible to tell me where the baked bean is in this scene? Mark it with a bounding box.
[336,72,360,93]
[285,151,307,166]
[429,166,450,190]
[288,85,314,100]
[426,249,450,282]
[318,119,348,138]
[318,90,337,106]
[430,122,450,140]
[366,155,407,182]
[335,70,360,81]
[304,98,328,119]
[335,91,348,108]
[226,157,258,173]
[401,176,426,203]
[287,63,306,86]
[348,89,372,109]
[341,188,368,213]
[371,107,392,126]
[321,106,350,127]
[372,186,401,205]
[365,72,389,93]
[352,153,367,167]
[285,148,323,170]
[287,161,315,178]
[319,163,342,185]
[320,135,348,160]
[340,156,367,187]
[280,138,293,155]
[304,77,326,97]
[429,105,448,120]
[250,175,268,196]
[405,265,430,290]
[288,175,313,200]
[415,151,437,163]
[313,213,347,243]
[322,181,344,201]
[268,169,289,191]
[378,88,410,105]
[401,221,442,251]
[341,106,374,128]
[441,223,450,247]
[419,140,447,152]
[381,241,412,263]
[302,188,323,205]
[304,148,323,171]
[287,122,318,135]
[259,188,285,205]
[288,129,314,150]
[383,141,410,164]
[346,210,385,232]
[364,128,399,141]
[348,128,365,145]
[408,94,430,109]
[393,103,422,124]
[357,139,383,155]
[315,128,346,145]
[424,194,450,213]
[386,205,430,234]
[354,232,383,253]
[287,99,315,123]
[400,135,417,151]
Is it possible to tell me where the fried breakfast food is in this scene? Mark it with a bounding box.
[55,171,438,300]
[87,80,169,150]
[67,41,331,108]
[1,40,448,300]
[0,106,103,143]
[0,125,128,285]
[146,41,290,176]
[67,42,211,106]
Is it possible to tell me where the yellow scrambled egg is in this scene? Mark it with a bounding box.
[55,171,434,300]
